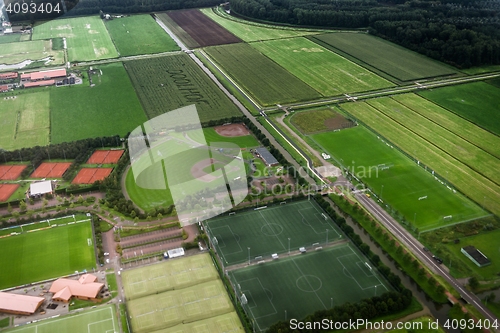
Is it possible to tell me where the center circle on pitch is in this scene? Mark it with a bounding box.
[261,224,283,236]
[296,275,322,293]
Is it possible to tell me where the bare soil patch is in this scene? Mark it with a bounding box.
[214,123,250,137]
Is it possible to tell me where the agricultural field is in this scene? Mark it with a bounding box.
[0,34,22,44]
[311,33,458,82]
[0,39,64,66]
[312,125,487,230]
[201,7,320,42]
[251,37,394,96]
[32,16,118,62]
[290,107,355,134]
[155,13,200,49]
[0,218,96,289]
[418,81,500,136]
[105,14,180,56]
[341,101,500,217]
[0,91,50,150]
[3,305,118,333]
[50,62,147,144]
[205,43,321,106]
[124,54,241,122]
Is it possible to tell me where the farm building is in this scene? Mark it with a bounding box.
[50,274,104,303]
[461,246,491,267]
[23,80,55,88]
[0,72,18,80]
[29,180,53,197]
[0,85,9,93]
[21,68,66,81]
[0,292,44,315]
[255,147,279,166]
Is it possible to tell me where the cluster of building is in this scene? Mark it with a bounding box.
[0,68,74,92]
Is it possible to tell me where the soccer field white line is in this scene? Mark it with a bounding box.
[297,208,341,239]
[238,277,278,318]
[258,211,287,251]
[348,247,389,292]
[291,258,328,310]
[88,316,115,333]
[212,225,243,254]
[337,252,388,292]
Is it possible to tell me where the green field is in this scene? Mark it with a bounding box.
[33,16,118,62]
[312,33,458,82]
[312,126,487,230]
[290,107,354,134]
[0,34,22,44]
[50,62,147,144]
[418,81,500,136]
[251,37,394,96]
[0,219,96,289]
[0,39,64,65]
[204,43,321,106]
[0,91,50,150]
[185,127,260,148]
[105,14,180,56]
[124,54,241,122]
[201,8,320,42]
[205,200,343,265]
[4,305,117,333]
[230,243,392,332]
[342,101,500,217]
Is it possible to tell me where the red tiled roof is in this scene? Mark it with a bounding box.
[30,69,66,81]
[23,80,55,88]
[0,292,44,314]
[0,85,8,92]
[0,72,17,79]
[49,274,104,302]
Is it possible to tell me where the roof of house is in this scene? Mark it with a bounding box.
[30,181,52,195]
[0,85,8,92]
[23,80,55,88]
[30,69,66,81]
[50,274,104,302]
[0,72,18,79]
[462,246,491,265]
[255,147,279,165]
[0,292,44,314]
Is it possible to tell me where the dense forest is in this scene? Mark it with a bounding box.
[230,0,500,68]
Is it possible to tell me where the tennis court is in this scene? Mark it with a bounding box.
[0,165,26,180]
[72,168,113,184]
[229,243,392,332]
[204,200,343,266]
[0,183,19,202]
[87,150,124,164]
[31,162,72,178]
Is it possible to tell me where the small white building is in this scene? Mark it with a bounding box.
[29,180,53,197]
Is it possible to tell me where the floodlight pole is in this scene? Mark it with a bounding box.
[285,310,287,321]
[288,238,290,255]
[248,247,250,265]
[331,297,333,308]
[375,285,377,296]
[326,229,328,245]
[380,185,384,199]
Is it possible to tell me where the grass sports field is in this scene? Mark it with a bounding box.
[204,200,344,265]
[50,62,147,143]
[4,305,118,333]
[204,43,321,106]
[105,14,179,56]
[290,107,354,134]
[229,243,392,332]
[201,8,320,42]
[251,37,394,96]
[33,16,118,62]
[0,91,50,150]
[342,100,500,217]
[0,217,96,289]
[311,126,487,231]
[418,81,500,136]
[312,33,457,82]
[0,39,64,65]
[124,54,241,122]
[184,127,259,148]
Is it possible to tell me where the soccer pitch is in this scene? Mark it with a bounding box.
[204,200,344,266]
[0,218,96,289]
[4,305,117,333]
[229,243,392,332]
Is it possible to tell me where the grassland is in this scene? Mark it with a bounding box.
[33,16,118,62]
[0,91,50,150]
[290,107,354,134]
[50,62,147,144]
[342,101,500,217]
[418,82,500,136]
[186,127,259,148]
[312,33,458,82]
[0,220,95,289]
[252,37,394,96]
[205,43,321,106]
[0,39,64,65]
[0,34,22,44]
[124,54,241,122]
[201,7,320,42]
[312,125,487,230]
[105,14,179,56]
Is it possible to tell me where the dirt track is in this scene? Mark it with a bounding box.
[214,123,250,137]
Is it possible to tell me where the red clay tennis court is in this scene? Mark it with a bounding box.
[31,162,72,178]
[72,168,113,184]
[87,150,124,164]
[0,165,27,180]
[0,184,20,202]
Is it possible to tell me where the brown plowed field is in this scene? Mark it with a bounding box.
[0,165,26,180]
[0,183,19,202]
[167,9,241,47]
[72,168,113,184]
[31,162,72,178]
[87,150,124,164]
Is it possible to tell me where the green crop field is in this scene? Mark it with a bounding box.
[105,14,180,56]
[251,37,394,96]
[229,243,392,332]
[50,62,147,144]
[204,43,321,106]
[204,200,344,265]
[312,33,457,82]
[0,91,50,150]
[33,16,118,62]
[0,218,96,289]
[312,126,487,230]
[124,54,241,122]
[201,8,320,42]
[418,82,500,136]
[4,305,118,333]
[341,102,500,217]
[0,39,64,65]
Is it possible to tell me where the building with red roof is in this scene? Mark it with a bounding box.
[0,85,9,93]
[23,80,55,88]
[0,292,45,315]
[49,274,104,303]
[0,72,18,80]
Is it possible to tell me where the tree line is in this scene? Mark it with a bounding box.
[230,0,500,68]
